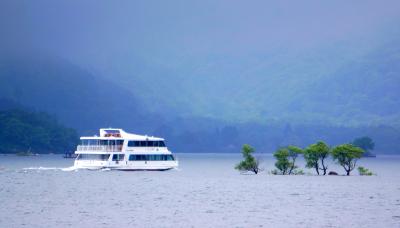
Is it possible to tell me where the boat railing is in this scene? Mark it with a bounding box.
[77,145,123,152]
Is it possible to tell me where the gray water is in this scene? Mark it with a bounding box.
[0,153,400,228]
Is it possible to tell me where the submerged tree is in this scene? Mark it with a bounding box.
[273,146,302,175]
[235,144,260,174]
[352,136,375,156]
[303,141,330,175]
[331,144,364,176]
[273,148,291,175]
[287,145,303,175]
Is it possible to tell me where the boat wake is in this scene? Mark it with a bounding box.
[22,166,180,172]
[22,166,79,172]
[23,167,62,170]
[61,166,79,172]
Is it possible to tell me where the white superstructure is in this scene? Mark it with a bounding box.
[73,128,178,170]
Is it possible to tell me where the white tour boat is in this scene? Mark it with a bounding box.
[73,128,178,170]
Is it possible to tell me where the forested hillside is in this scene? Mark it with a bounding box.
[296,41,400,127]
[0,49,399,154]
[0,108,78,153]
[0,55,150,135]
[103,40,400,127]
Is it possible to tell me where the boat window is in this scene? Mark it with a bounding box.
[129,154,147,161]
[128,141,144,147]
[128,154,174,161]
[148,154,162,160]
[129,154,146,161]
[112,154,125,161]
[127,141,165,147]
[98,140,123,146]
[77,154,110,161]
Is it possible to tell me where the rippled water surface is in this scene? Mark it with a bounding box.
[1,153,400,228]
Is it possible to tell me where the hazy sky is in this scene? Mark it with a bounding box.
[1,0,400,125]
[1,0,400,64]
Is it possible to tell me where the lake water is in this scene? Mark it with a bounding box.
[0,153,400,228]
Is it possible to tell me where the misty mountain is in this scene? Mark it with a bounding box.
[102,40,400,128]
[295,41,400,127]
[0,51,399,154]
[0,55,153,135]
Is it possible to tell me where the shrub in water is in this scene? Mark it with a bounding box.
[331,144,364,176]
[235,144,260,174]
[358,166,374,176]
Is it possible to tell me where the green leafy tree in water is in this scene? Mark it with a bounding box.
[331,144,364,176]
[235,144,260,174]
[273,148,290,175]
[287,146,303,175]
[273,146,302,175]
[303,141,330,175]
[352,136,375,156]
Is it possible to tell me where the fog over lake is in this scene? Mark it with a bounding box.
[1,154,399,228]
[1,1,400,227]
[1,0,400,154]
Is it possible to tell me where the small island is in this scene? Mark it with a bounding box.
[236,139,375,176]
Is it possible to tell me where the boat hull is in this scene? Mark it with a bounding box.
[74,160,178,171]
